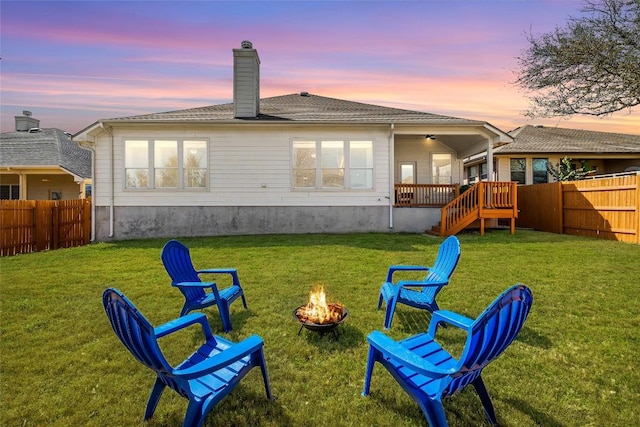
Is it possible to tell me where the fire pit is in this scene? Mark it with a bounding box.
[293,286,348,336]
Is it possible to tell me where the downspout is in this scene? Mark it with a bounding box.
[77,142,97,242]
[388,124,395,229]
[100,123,115,238]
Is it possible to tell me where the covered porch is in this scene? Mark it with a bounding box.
[389,124,515,235]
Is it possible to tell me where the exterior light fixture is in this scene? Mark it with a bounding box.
[425,135,436,140]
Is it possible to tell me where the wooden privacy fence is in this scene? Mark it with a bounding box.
[0,199,91,256]
[517,173,639,244]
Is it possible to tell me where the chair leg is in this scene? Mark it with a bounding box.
[376,291,384,310]
[144,378,166,421]
[419,398,449,427]
[183,398,206,427]
[383,297,397,330]
[218,301,232,333]
[258,348,274,400]
[472,376,498,425]
[240,292,248,310]
[361,345,377,396]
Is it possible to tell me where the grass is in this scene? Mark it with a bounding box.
[1,230,639,426]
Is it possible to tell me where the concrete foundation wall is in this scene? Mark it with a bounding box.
[391,207,442,233]
[94,205,442,241]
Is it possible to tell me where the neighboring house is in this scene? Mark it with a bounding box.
[1,112,92,200]
[73,41,513,241]
[464,125,640,186]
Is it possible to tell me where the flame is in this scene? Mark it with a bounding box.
[297,286,343,324]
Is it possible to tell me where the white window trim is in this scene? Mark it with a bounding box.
[291,139,374,191]
[431,152,453,184]
[124,138,209,191]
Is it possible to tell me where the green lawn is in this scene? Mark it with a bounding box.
[1,230,639,426]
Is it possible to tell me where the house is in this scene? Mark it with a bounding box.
[1,112,92,200]
[73,41,513,241]
[464,125,640,186]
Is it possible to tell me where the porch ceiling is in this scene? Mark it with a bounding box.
[393,123,512,158]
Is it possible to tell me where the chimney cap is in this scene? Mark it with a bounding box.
[23,110,32,116]
[240,40,253,49]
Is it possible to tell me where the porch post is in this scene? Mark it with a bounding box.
[487,136,495,182]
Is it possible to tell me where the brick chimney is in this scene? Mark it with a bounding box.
[233,40,260,118]
[15,110,40,131]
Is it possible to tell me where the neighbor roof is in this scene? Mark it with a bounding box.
[1,128,92,178]
[495,125,640,154]
[100,93,484,125]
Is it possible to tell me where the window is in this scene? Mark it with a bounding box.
[322,141,344,188]
[292,140,373,189]
[125,139,208,189]
[400,162,415,184]
[468,165,478,184]
[532,158,548,184]
[432,153,452,184]
[349,141,374,188]
[510,158,526,184]
[0,184,19,200]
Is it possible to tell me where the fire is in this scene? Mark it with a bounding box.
[296,286,343,324]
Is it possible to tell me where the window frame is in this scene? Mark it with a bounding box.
[124,138,209,190]
[0,184,20,200]
[532,158,549,184]
[431,152,452,184]
[510,158,526,185]
[292,139,374,190]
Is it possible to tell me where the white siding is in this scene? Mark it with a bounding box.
[94,124,391,208]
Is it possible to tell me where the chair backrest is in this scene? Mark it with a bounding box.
[446,284,533,396]
[102,288,173,375]
[428,235,461,281]
[161,240,205,301]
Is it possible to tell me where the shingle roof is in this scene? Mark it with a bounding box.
[1,128,92,178]
[104,93,483,125]
[495,125,640,154]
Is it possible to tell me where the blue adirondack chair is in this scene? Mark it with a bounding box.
[363,284,533,427]
[161,239,247,332]
[102,288,273,427]
[377,235,460,329]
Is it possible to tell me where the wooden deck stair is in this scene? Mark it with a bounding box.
[430,181,518,236]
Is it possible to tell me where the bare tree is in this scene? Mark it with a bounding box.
[515,0,640,118]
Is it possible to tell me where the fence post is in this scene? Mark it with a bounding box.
[83,199,91,244]
[34,201,46,252]
[636,174,640,244]
[557,182,564,235]
[52,202,59,250]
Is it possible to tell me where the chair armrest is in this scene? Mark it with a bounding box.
[198,268,237,275]
[397,275,448,288]
[173,335,265,379]
[428,310,473,335]
[172,281,217,288]
[197,269,240,287]
[367,331,452,378]
[386,265,430,282]
[155,312,214,341]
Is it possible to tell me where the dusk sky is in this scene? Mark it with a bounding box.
[1,0,638,135]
